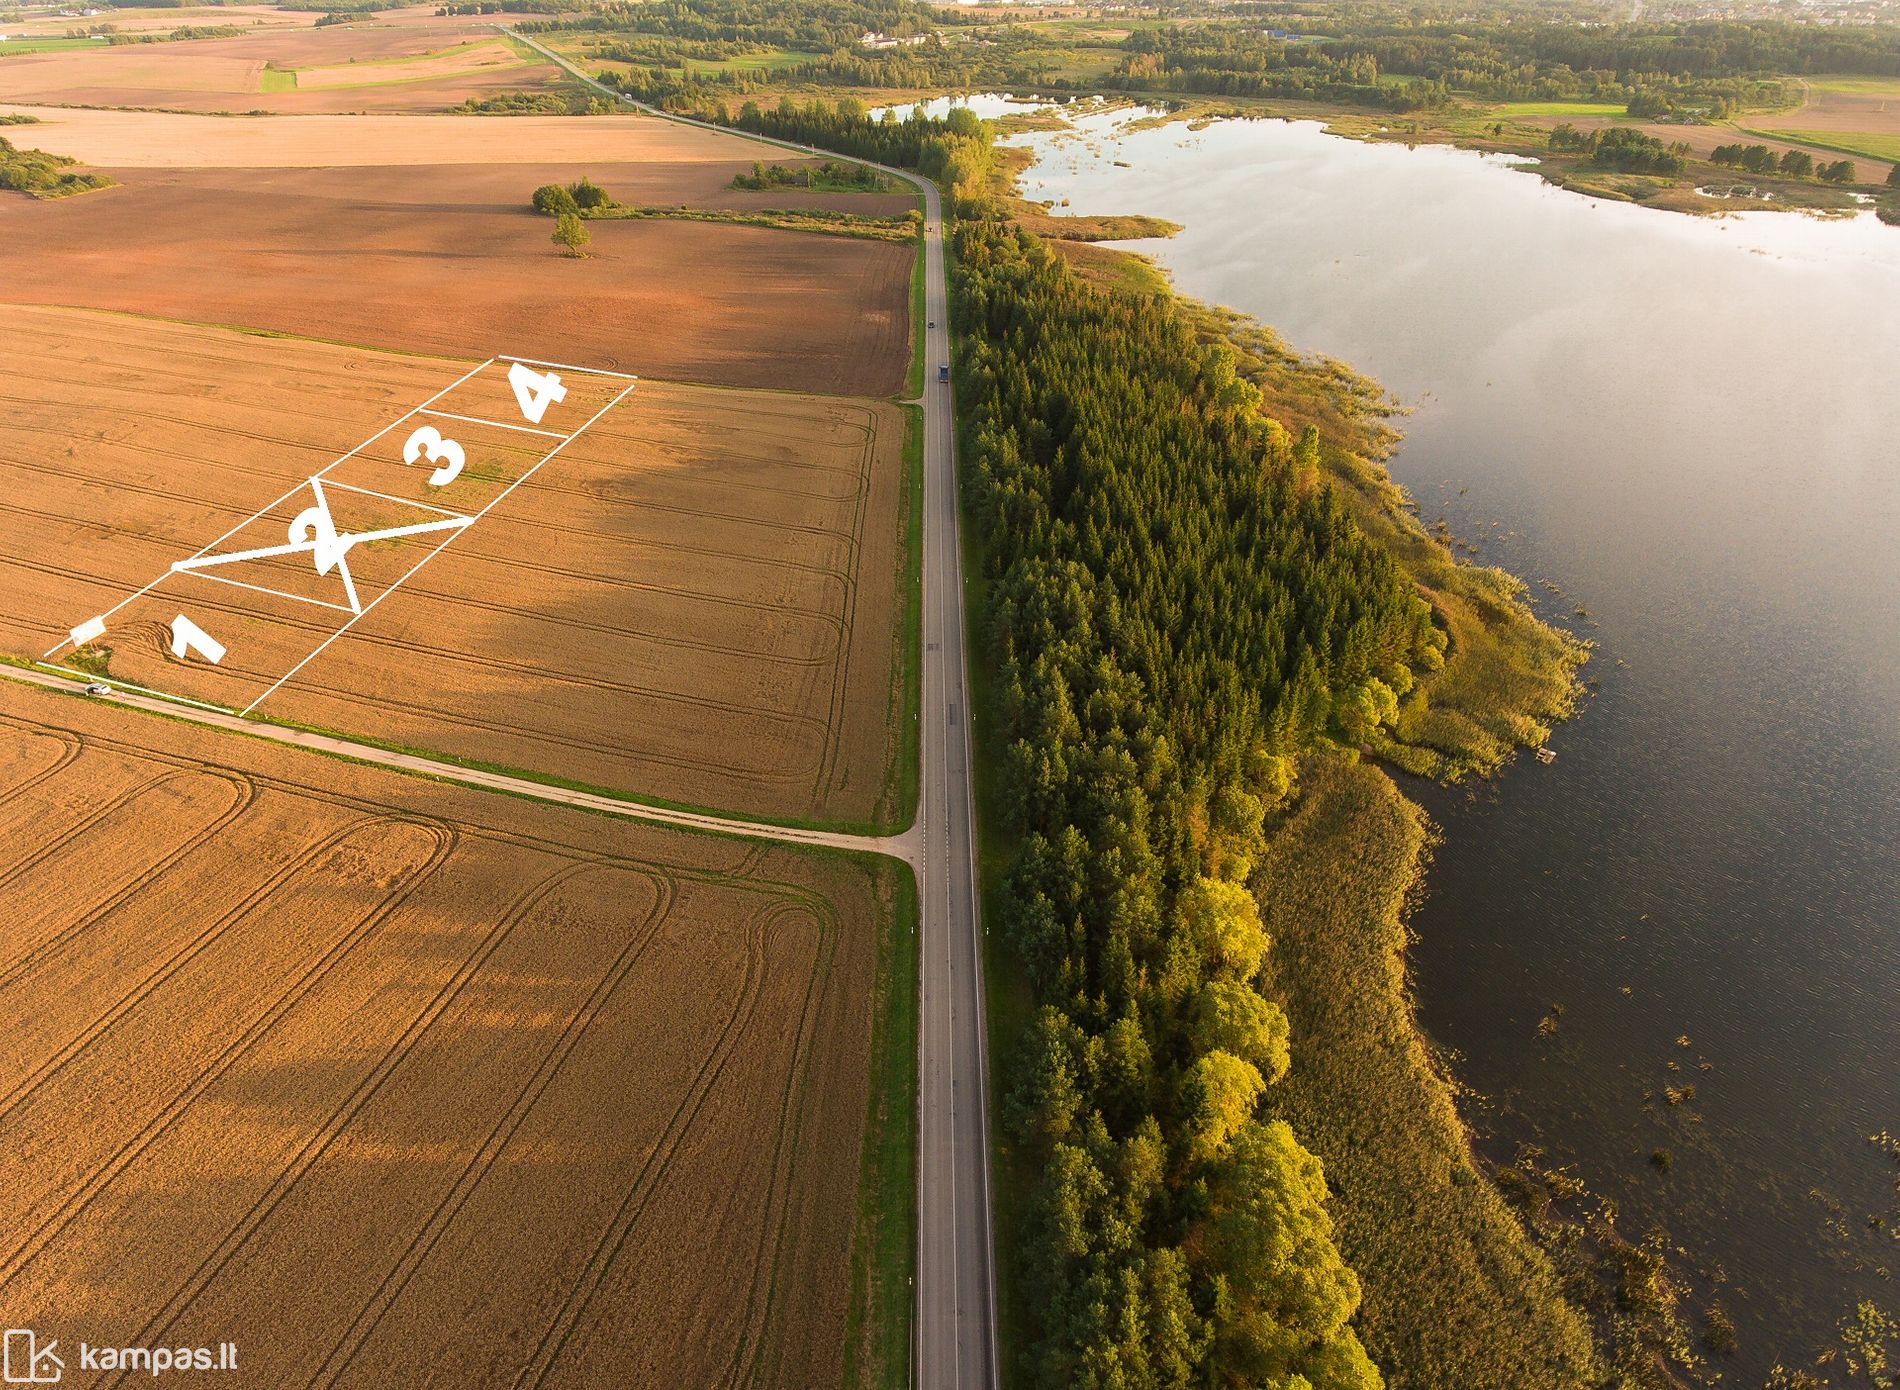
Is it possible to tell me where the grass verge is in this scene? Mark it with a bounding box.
[843,856,920,1390]
[881,403,925,833]
[906,210,926,399]
[575,201,917,242]
[1747,126,1900,166]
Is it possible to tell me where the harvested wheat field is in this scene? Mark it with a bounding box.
[1767,76,1900,138]
[1741,77,1900,175]
[0,306,913,827]
[0,14,565,113]
[0,676,910,1389]
[0,160,915,394]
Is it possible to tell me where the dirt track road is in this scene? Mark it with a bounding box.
[0,664,913,863]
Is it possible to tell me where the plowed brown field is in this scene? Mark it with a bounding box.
[0,676,902,1388]
[0,158,913,397]
[0,14,565,113]
[0,306,912,827]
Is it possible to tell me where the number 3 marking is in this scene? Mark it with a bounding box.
[403,425,465,487]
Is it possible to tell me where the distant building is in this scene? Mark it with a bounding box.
[860,30,929,49]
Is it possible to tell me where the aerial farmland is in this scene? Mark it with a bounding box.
[0,9,923,1385]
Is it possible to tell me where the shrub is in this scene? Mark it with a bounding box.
[531,182,579,216]
[569,176,610,211]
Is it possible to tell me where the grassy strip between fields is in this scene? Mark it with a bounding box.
[875,403,924,835]
[1747,126,1900,166]
[906,205,926,399]
[843,856,920,1390]
[573,201,918,243]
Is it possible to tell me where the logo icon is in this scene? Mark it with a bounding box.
[3,1329,62,1384]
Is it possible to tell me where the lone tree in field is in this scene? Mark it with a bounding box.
[553,211,590,259]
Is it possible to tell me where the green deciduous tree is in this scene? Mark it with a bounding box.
[1183,1051,1268,1165]
[1201,1119,1383,1390]
[1190,979,1292,1084]
[1180,877,1270,980]
[552,211,590,257]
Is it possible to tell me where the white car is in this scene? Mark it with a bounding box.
[83,682,111,696]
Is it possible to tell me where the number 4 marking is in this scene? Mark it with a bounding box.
[508,362,567,425]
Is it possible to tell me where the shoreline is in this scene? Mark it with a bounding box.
[972,122,1620,1377]
[901,86,1899,229]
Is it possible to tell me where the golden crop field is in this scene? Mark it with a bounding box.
[0,678,908,1388]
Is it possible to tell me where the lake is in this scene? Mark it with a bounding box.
[951,95,1900,1375]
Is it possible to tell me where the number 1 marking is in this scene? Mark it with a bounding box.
[508,361,567,425]
[169,613,227,665]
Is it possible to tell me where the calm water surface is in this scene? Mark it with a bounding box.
[962,97,1900,1373]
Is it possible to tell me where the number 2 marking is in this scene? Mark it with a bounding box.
[402,425,465,487]
[508,361,566,424]
[289,497,350,576]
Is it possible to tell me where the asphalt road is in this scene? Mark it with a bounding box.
[20,39,1004,1389]
[909,195,1002,1390]
[501,38,1001,1383]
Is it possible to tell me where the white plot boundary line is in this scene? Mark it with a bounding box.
[498,353,640,382]
[40,355,500,661]
[239,376,639,716]
[415,409,566,440]
[166,479,475,618]
[174,568,360,614]
[318,480,477,521]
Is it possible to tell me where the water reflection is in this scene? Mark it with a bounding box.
[988,102,1900,1373]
